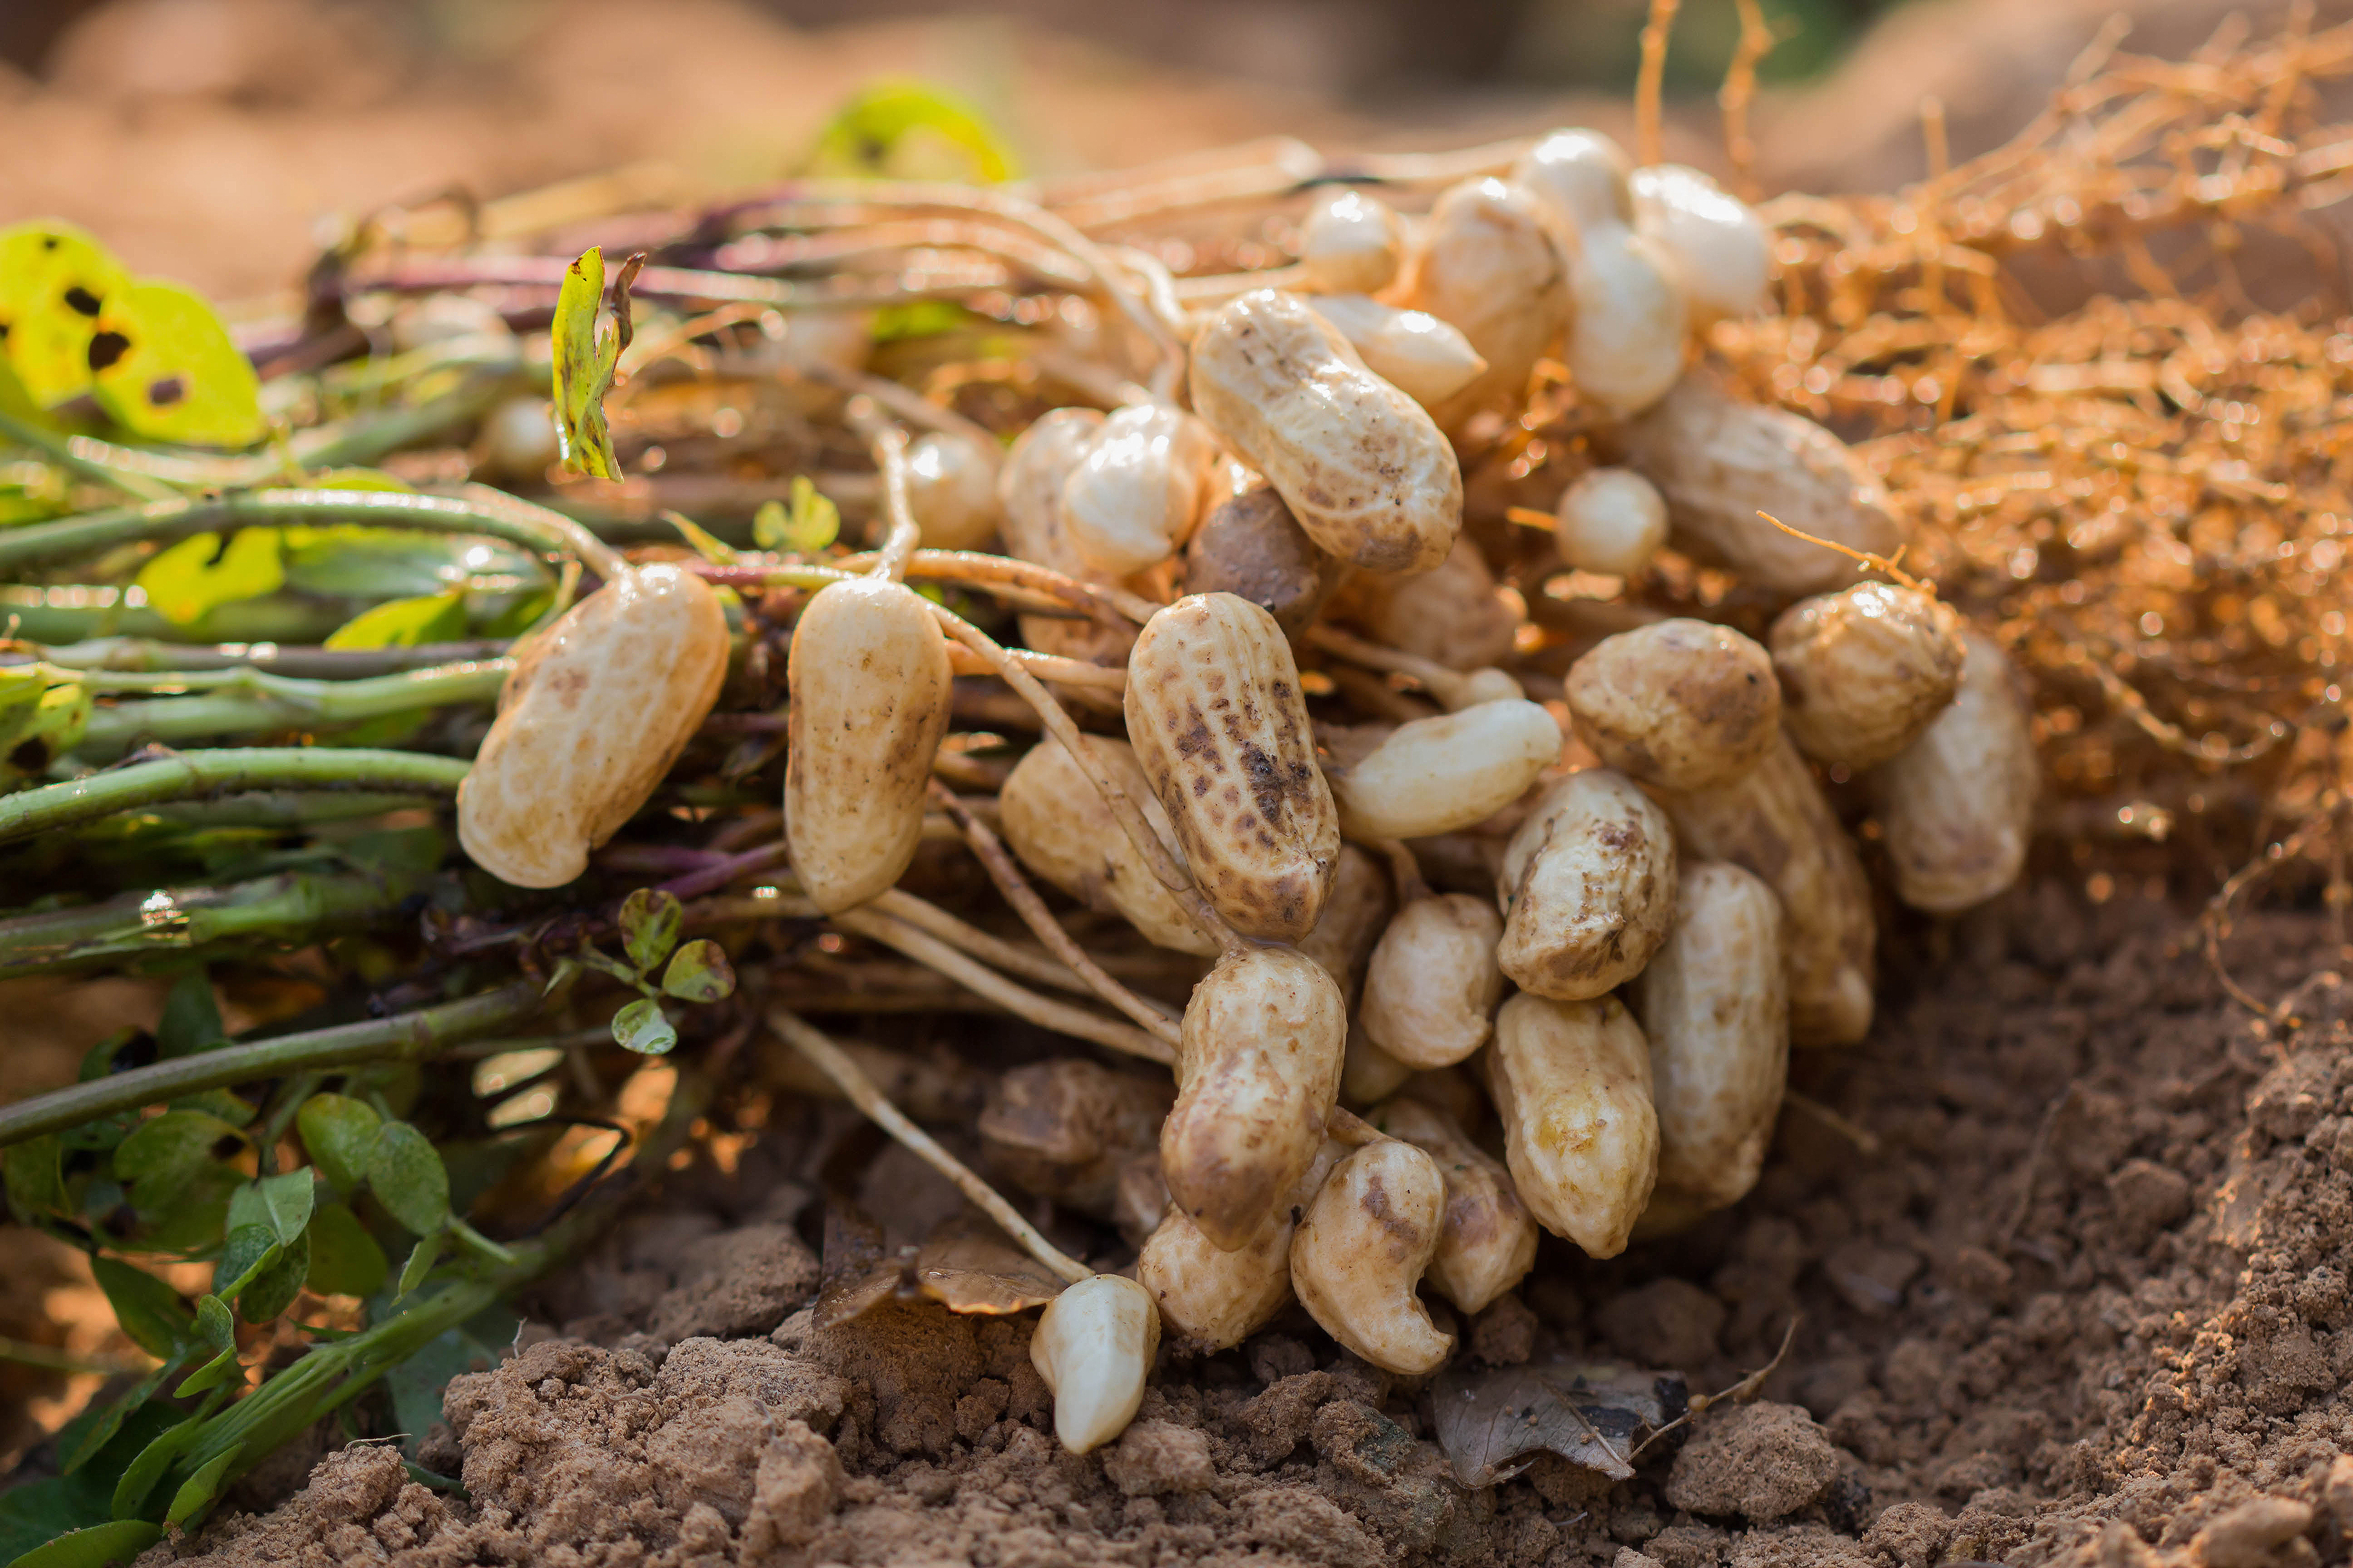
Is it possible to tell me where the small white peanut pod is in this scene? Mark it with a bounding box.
[1359,894,1507,1070]
[1326,699,1562,842]
[1484,992,1659,1258]
[1032,1273,1160,1454]
[1630,163,1770,327]
[1305,294,1488,412]
[783,577,953,912]
[1162,946,1347,1250]
[1554,467,1668,577]
[1398,177,1572,429]
[999,734,1220,956]
[1125,592,1340,941]
[1511,127,1636,238]
[1296,843,1396,1003]
[1137,1141,1340,1350]
[1495,769,1678,1002]
[904,431,1000,551]
[1564,618,1781,792]
[1635,862,1789,1212]
[459,564,729,889]
[1770,582,1967,771]
[1869,630,2037,915]
[1058,404,1219,577]
[1618,374,1901,597]
[1300,189,1407,295]
[1188,288,1464,576]
[998,406,1131,664]
[1448,668,1528,709]
[1341,1024,1416,1106]
[1653,730,1875,1046]
[1564,223,1688,418]
[475,396,561,483]
[1289,1138,1454,1375]
[1332,533,1520,671]
[1368,1095,1537,1314]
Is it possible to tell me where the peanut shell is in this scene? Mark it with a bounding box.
[1495,769,1678,1001]
[1484,992,1659,1258]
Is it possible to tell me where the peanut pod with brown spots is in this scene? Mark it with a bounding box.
[1288,1137,1455,1374]
[1367,1095,1538,1314]
[1564,618,1781,792]
[1494,769,1678,1001]
[1483,992,1660,1258]
[1771,583,1966,771]
[1136,1140,1341,1351]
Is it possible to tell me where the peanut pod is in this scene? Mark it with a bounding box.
[980,1059,1175,1219]
[1324,699,1563,841]
[1359,894,1507,1070]
[1330,533,1520,671]
[1398,177,1572,430]
[1183,483,1344,639]
[1137,1140,1341,1351]
[1306,294,1488,412]
[1771,582,1965,771]
[1300,189,1406,295]
[999,733,1220,956]
[1564,618,1780,792]
[1032,1273,1159,1454]
[998,406,1132,664]
[1288,1138,1455,1374]
[1554,466,1668,578]
[1368,1095,1537,1314]
[1059,403,1219,577]
[1630,162,1770,327]
[1868,629,2036,914]
[1484,992,1659,1258]
[1296,843,1395,1003]
[1495,769,1678,1001]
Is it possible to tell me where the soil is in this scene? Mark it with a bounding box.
[125,882,2353,1568]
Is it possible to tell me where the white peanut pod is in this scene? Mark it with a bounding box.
[1484,992,1659,1258]
[1296,844,1396,1003]
[1635,862,1788,1212]
[1495,770,1678,1002]
[1564,223,1688,418]
[1652,730,1875,1046]
[1869,630,2036,914]
[460,564,729,889]
[1289,1138,1455,1374]
[1300,189,1407,295]
[1367,1096,1538,1314]
[904,431,1000,550]
[1125,592,1340,941]
[1332,534,1520,671]
[1398,178,1572,429]
[1137,1141,1340,1350]
[1163,946,1347,1250]
[1359,894,1507,1069]
[1555,466,1668,577]
[1188,289,1464,576]
[1305,294,1488,412]
[1032,1273,1160,1454]
[784,577,953,912]
[1324,699,1562,841]
[1618,374,1902,597]
[1059,404,1219,577]
[1770,583,1966,771]
[1564,619,1781,792]
[1630,164,1770,327]
[998,407,1132,664]
[1512,127,1636,238]
[999,734,1221,956]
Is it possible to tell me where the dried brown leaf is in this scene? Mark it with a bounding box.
[1429,1351,1688,1487]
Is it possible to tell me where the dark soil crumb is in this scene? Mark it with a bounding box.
[138,889,2353,1568]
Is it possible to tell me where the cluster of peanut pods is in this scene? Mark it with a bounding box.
[453,126,2038,1454]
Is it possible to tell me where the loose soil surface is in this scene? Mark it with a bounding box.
[128,883,2353,1568]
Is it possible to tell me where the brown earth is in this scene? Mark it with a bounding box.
[128,882,2353,1568]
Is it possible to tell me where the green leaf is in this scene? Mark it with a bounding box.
[663,510,737,565]
[0,220,132,409]
[173,1344,242,1399]
[365,1122,451,1236]
[384,1303,515,1456]
[805,80,1019,183]
[56,1375,179,1480]
[156,969,224,1058]
[231,1228,308,1324]
[192,1292,235,1351]
[133,528,285,627]
[0,680,91,778]
[610,997,677,1055]
[226,1168,314,1246]
[661,939,736,1003]
[3,1135,64,1221]
[166,1088,255,1128]
[110,1408,205,1520]
[127,1164,238,1255]
[111,1110,243,1189]
[89,1258,190,1360]
[1,1518,162,1568]
[754,474,841,554]
[324,591,467,650]
[304,1201,390,1299]
[212,1223,280,1302]
[164,1450,236,1528]
[396,1230,444,1298]
[89,278,264,448]
[551,247,641,482]
[618,887,682,971]
[295,1093,380,1195]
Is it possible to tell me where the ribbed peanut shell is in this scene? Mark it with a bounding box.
[999,734,1220,956]
[1397,177,1573,430]
[1125,592,1339,941]
[1634,862,1789,1212]
[998,406,1132,665]
[1289,1139,1454,1374]
[784,576,952,913]
[1617,373,1901,596]
[1771,583,1966,770]
[1188,289,1463,576]
[1367,1095,1537,1314]
[1495,769,1678,1001]
[459,564,729,889]
[1564,618,1780,792]
[1162,945,1347,1251]
[1327,698,1563,842]
[1360,894,1507,1069]
[1650,729,1874,1046]
[1869,630,2036,915]
[1484,992,1660,1258]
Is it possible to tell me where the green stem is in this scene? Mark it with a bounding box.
[0,980,543,1148]
[0,866,441,979]
[0,747,468,844]
[0,410,178,503]
[37,637,511,679]
[0,584,351,646]
[77,660,511,754]
[0,487,625,579]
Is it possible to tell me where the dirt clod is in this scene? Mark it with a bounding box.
[1666,1401,1842,1521]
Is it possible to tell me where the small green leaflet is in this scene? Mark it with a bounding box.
[611,997,677,1055]
[365,1121,452,1237]
[304,1201,389,1298]
[156,969,226,1057]
[226,1168,315,1246]
[324,591,466,650]
[164,1451,237,1528]
[753,475,841,554]
[396,1230,443,1299]
[550,247,643,482]
[134,530,285,626]
[3,1135,64,1221]
[0,221,131,410]
[110,1110,244,1189]
[90,279,264,448]
[805,80,1020,183]
[295,1093,379,1195]
[0,1519,163,1568]
[88,1258,190,1361]
[661,939,736,1003]
[618,887,682,972]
